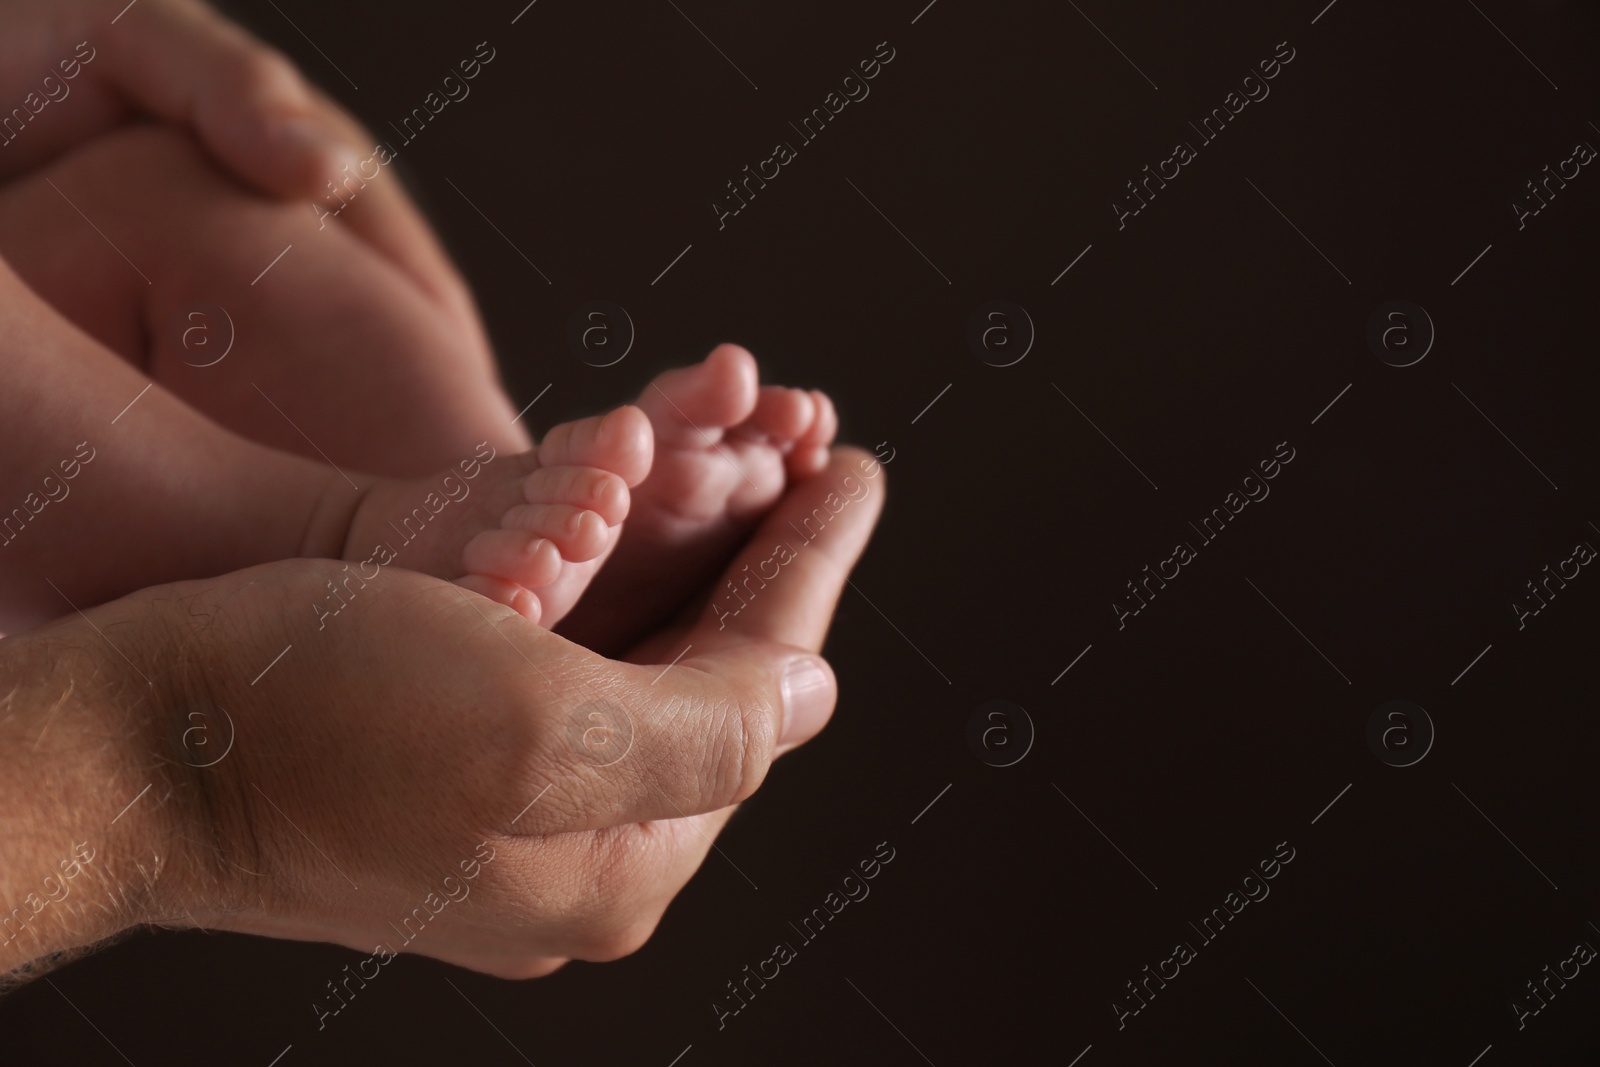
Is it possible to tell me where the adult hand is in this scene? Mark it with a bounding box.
[0,449,884,980]
[0,0,477,329]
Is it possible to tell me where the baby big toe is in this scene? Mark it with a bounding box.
[641,344,760,447]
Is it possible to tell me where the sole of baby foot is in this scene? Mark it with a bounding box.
[554,344,838,654]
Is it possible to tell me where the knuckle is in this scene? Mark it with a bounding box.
[709,687,777,809]
[489,956,569,980]
[560,828,654,959]
[580,918,658,963]
[232,47,305,100]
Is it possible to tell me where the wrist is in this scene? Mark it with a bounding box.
[0,612,191,977]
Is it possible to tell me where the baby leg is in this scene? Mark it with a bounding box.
[0,124,528,478]
[0,254,339,632]
[0,251,651,633]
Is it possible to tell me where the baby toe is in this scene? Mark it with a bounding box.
[456,574,542,624]
[786,389,838,476]
[462,530,564,589]
[800,390,839,448]
[735,385,816,444]
[536,406,653,487]
[502,504,612,563]
[640,343,760,447]
[522,466,631,526]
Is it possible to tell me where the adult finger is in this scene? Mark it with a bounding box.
[96,0,341,196]
[686,446,886,655]
[96,0,479,321]
[289,81,485,326]
[468,819,738,964]
[520,448,885,831]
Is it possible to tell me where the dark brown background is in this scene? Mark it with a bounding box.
[4,0,1599,1063]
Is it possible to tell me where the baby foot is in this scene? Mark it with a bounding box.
[554,344,837,651]
[330,407,653,626]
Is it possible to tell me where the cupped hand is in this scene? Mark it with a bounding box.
[22,448,883,978]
